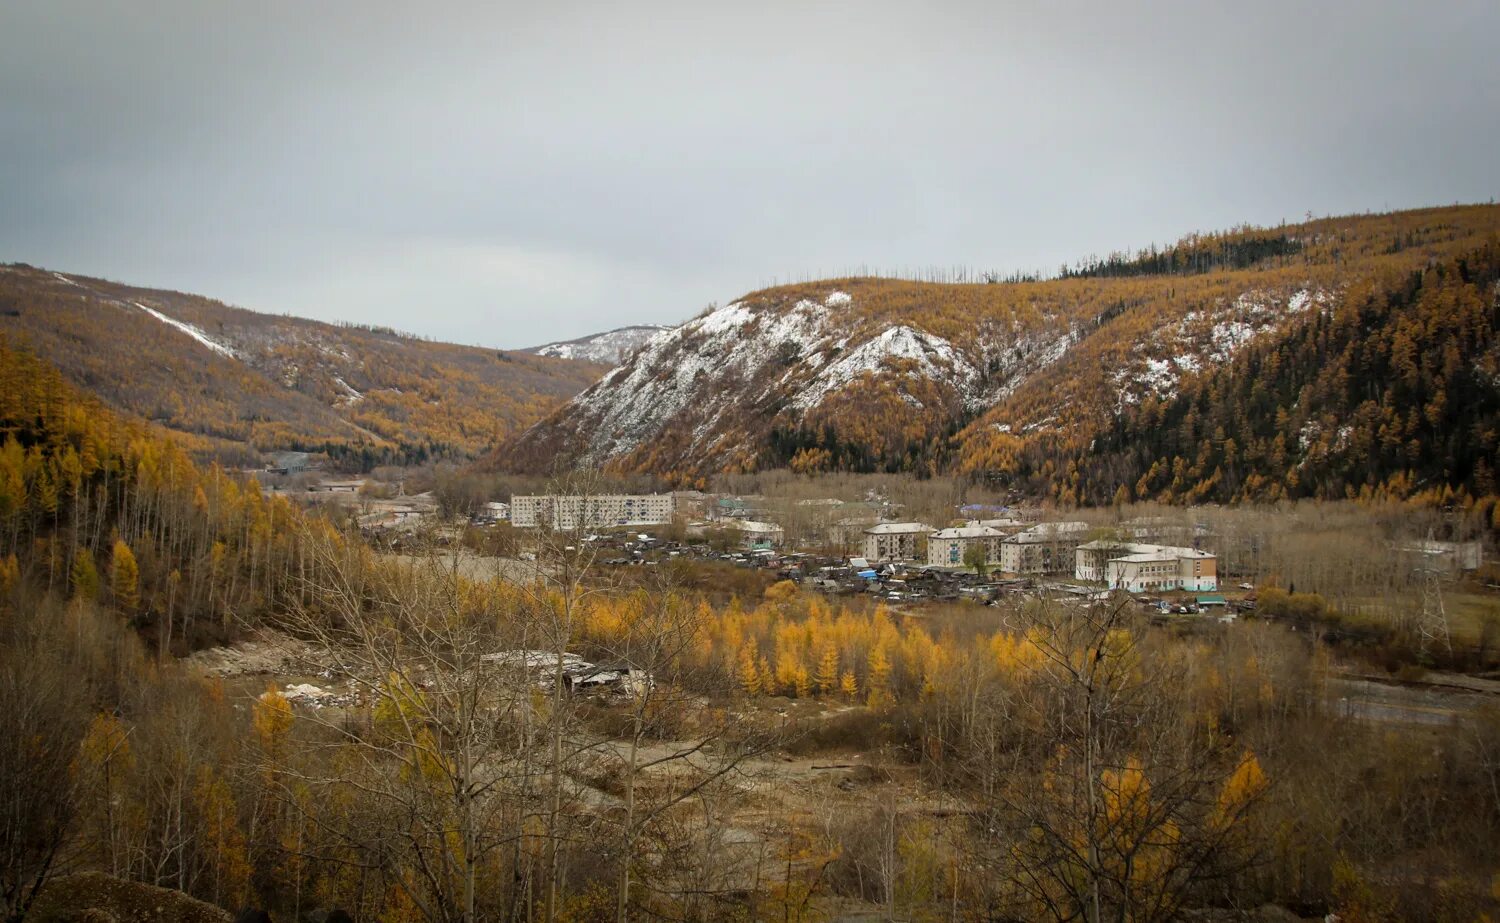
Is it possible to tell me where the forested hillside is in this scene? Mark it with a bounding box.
[0,264,607,463]
[498,204,1500,497]
[1035,241,1500,506]
[0,336,331,649]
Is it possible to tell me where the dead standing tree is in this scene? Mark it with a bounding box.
[981,597,1268,922]
[512,473,616,923]
[0,601,90,923]
[585,582,782,923]
[272,529,545,923]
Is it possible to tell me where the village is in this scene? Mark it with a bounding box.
[177,473,1500,923]
[252,456,1489,627]
[228,455,1495,732]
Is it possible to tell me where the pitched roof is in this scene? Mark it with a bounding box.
[932,525,1003,539]
[864,521,934,535]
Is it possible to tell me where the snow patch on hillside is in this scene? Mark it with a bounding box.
[132,302,240,360]
[1208,319,1259,361]
[333,377,363,404]
[790,325,977,410]
[532,325,673,365]
[567,299,804,461]
[1116,285,1336,407]
[972,326,1078,404]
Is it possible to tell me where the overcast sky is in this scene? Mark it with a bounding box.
[3,1,1497,350]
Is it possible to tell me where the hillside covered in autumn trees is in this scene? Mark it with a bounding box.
[1030,241,1500,506]
[500,204,1500,506]
[0,264,607,466]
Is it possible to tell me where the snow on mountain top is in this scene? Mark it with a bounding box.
[529,325,672,365]
[694,302,758,338]
[533,288,1006,466]
[513,269,1359,476]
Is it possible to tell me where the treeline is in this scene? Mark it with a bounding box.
[1059,227,1305,279]
[312,437,467,474]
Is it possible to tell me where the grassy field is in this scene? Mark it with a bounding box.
[1339,590,1500,649]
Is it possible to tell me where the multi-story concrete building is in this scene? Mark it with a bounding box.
[998,521,1092,574]
[827,514,883,555]
[475,501,510,523]
[510,493,675,529]
[862,522,934,562]
[1074,539,1133,582]
[1074,540,1217,592]
[928,523,1006,568]
[732,520,785,550]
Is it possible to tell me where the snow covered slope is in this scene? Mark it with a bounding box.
[524,325,672,365]
[497,278,1335,479]
[498,285,1076,476]
[497,205,1500,480]
[127,298,243,360]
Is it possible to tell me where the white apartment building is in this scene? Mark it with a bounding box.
[862,522,934,562]
[928,523,1005,568]
[998,521,1092,574]
[510,493,675,529]
[1074,540,1218,592]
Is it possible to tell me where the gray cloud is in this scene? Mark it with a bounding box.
[2,0,1496,348]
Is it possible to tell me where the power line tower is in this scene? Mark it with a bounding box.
[1416,530,1453,659]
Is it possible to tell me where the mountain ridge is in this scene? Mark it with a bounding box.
[492,204,1500,494]
[0,264,608,463]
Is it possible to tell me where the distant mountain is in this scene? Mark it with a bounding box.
[524,325,673,365]
[0,265,608,462]
[493,204,1500,503]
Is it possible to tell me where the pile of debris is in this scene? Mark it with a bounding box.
[481,649,652,697]
[268,682,359,708]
